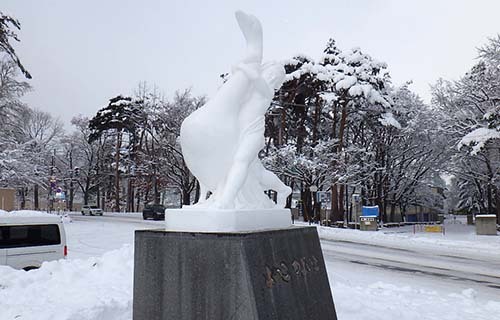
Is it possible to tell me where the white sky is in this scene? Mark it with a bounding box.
[2,0,499,128]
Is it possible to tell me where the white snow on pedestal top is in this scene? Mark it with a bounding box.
[165,208,291,233]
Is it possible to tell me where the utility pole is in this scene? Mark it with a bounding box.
[68,151,74,212]
[49,149,55,212]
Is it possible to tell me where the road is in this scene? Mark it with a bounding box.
[68,212,500,301]
[321,239,500,293]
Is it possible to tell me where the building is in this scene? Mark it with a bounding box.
[0,188,16,211]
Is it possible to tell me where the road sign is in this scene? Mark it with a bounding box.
[362,206,379,217]
[424,225,443,233]
[316,191,331,204]
[55,191,65,200]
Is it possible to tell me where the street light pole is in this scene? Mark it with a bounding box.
[48,149,55,212]
[310,185,318,223]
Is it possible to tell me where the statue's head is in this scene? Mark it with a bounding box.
[262,62,286,90]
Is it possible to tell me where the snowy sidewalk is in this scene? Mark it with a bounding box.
[297,219,500,262]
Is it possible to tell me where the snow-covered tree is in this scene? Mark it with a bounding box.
[89,95,145,212]
[265,39,395,221]
[152,90,205,206]
[0,11,31,78]
[432,35,500,222]
[0,106,62,209]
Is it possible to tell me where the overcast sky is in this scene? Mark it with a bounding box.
[2,0,500,129]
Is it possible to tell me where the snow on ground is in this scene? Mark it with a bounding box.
[305,216,500,261]
[0,210,73,223]
[0,212,499,320]
[0,247,133,320]
[332,277,500,320]
[320,216,500,319]
[0,210,58,218]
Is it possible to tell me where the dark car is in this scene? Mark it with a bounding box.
[142,204,166,220]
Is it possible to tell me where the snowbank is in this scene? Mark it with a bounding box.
[0,210,55,217]
[297,221,500,260]
[0,210,72,223]
[0,246,133,320]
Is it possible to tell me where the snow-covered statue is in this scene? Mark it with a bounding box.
[179,11,291,210]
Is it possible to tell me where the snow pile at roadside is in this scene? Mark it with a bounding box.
[0,210,72,223]
[299,222,500,259]
[0,245,133,320]
[0,210,55,217]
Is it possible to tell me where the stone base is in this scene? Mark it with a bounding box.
[359,215,378,231]
[476,214,498,235]
[133,227,337,320]
[165,208,291,232]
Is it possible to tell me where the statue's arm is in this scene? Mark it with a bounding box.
[204,11,264,113]
[235,11,263,64]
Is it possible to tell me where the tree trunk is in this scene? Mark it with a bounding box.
[182,189,191,206]
[194,179,200,203]
[20,188,25,209]
[300,187,312,222]
[69,180,74,211]
[339,184,345,221]
[286,179,294,209]
[34,184,39,210]
[114,130,122,212]
[390,199,396,222]
[136,192,141,212]
[330,100,348,223]
[487,183,493,214]
[127,177,134,212]
[154,174,160,204]
[84,189,89,206]
[331,185,341,222]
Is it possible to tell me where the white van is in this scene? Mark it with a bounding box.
[0,215,67,270]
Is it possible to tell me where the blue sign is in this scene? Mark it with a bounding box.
[362,206,379,217]
[55,191,65,200]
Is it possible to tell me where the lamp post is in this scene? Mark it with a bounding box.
[310,185,318,223]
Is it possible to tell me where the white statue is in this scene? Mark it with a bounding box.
[180,11,291,210]
[167,11,291,232]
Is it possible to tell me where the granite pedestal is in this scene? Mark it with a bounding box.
[133,227,337,320]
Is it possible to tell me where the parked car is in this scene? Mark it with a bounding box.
[0,215,67,270]
[81,205,103,216]
[143,204,166,220]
